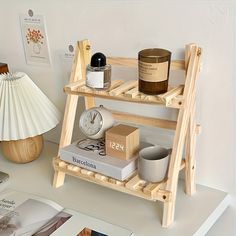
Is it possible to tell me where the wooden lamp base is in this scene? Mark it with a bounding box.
[1,135,44,163]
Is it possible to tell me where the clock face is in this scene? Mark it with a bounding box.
[79,109,103,137]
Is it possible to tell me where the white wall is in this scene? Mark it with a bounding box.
[0,0,235,201]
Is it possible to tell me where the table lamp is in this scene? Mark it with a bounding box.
[0,72,61,163]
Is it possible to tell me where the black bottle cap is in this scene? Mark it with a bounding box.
[90,52,106,67]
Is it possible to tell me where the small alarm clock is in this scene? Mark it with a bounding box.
[79,105,114,139]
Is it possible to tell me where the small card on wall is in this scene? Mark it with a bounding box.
[20,13,51,66]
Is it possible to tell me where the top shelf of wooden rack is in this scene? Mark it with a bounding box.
[64,59,186,109]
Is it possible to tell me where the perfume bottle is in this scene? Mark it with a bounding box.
[86,52,111,90]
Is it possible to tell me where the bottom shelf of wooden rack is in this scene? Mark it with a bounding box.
[53,157,186,202]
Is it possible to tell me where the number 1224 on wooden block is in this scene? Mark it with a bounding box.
[106,124,139,160]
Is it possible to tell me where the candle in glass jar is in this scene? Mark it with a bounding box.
[138,48,171,95]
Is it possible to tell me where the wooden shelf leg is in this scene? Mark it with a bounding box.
[58,95,79,150]
[85,96,95,109]
[162,199,175,227]
[53,170,66,188]
[184,44,201,196]
[52,40,92,188]
[162,45,201,227]
[53,94,79,188]
[185,102,197,195]
[162,109,191,227]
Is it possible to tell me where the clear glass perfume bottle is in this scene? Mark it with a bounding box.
[86,52,111,90]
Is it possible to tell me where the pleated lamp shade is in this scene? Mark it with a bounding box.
[0,72,61,163]
[0,72,61,141]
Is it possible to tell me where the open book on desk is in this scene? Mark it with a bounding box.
[0,190,133,236]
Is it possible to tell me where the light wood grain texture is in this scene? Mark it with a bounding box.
[53,41,202,228]
[78,40,91,82]
[81,169,95,177]
[91,80,124,96]
[64,81,184,109]
[107,57,138,67]
[109,80,138,96]
[65,86,164,105]
[170,95,185,109]
[1,135,43,163]
[106,124,139,160]
[170,60,185,70]
[185,43,195,73]
[143,183,163,198]
[125,175,146,190]
[58,41,90,150]
[162,44,201,227]
[58,94,79,151]
[69,42,83,83]
[95,173,109,182]
[78,40,95,110]
[185,100,197,195]
[67,164,81,172]
[107,57,185,71]
[184,46,201,196]
[53,157,185,202]
[158,85,184,106]
[124,87,139,98]
[65,80,85,90]
[53,157,171,202]
[53,170,66,188]
[54,40,91,188]
[111,110,177,130]
[108,80,124,91]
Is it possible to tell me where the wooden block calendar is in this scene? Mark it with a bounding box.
[105,124,139,160]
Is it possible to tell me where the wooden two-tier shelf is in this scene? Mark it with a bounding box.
[53,39,202,227]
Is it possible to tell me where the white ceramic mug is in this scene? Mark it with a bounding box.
[138,145,170,182]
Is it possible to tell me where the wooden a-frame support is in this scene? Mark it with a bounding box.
[53,39,202,228]
[162,44,201,227]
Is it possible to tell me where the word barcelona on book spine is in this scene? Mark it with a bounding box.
[59,139,137,181]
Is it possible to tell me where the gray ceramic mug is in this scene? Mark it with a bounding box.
[138,145,171,182]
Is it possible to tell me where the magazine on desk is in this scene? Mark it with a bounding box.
[0,190,133,236]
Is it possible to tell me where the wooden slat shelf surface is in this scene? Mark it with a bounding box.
[53,157,186,202]
[64,79,185,109]
[53,40,202,228]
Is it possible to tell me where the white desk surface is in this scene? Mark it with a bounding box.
[0,141,230,236]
